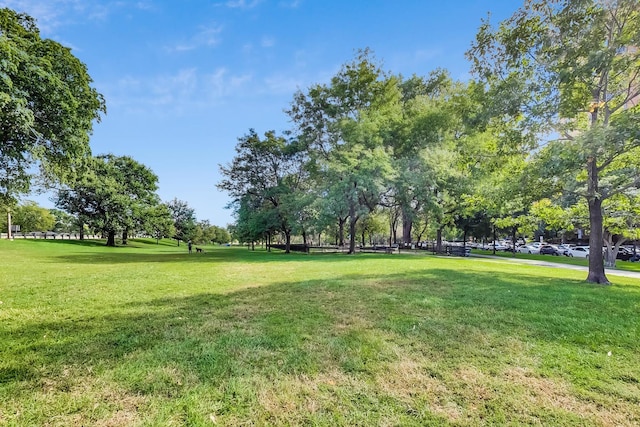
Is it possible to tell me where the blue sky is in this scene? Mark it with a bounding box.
[3,0,520,226]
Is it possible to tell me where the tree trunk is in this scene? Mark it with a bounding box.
[436,227,443,253]
[389,208,400,246]
[285,230,291,254]
[586,156,609,284]
[603,232,625,269]
[106,230,116,247]
[79,223,84,240]
[122,229,128,245]
[348,202,358,254]
[361,230,365,247]
[492,225,497,255]
[416,217,428,244]
[338,217,346,247]
[463,229,467,251]
[402,209,413,246]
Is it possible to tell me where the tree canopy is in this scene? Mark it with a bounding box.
[0,8,105,204]
[467,0,640,283]
[56,155,160,246]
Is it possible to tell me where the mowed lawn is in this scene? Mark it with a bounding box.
[1,240,639,426]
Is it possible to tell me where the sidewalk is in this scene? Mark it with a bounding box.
[472,254,640,280]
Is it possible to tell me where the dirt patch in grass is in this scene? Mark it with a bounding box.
[256,370,371,424]
[503,367,637,426]
[375,356,463,422]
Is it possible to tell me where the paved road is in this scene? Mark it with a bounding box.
[472,254,640,280]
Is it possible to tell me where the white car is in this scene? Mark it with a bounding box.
[567,246,590,258]
[489,242,509,251]
[557,244,575,256]
[517,243,542,254]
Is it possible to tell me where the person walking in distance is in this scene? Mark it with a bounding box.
[188,240,192,254]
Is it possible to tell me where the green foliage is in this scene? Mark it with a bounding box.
[165,198,197,244]
[192,220,230,245]
[56,155,160,246]
[218,129,309,251]
[468,0,640,283]
[0,8,105,203]
[144,203,175,243]
[11,200,55,233]
[49,208,78,233]
[288,49,402,253]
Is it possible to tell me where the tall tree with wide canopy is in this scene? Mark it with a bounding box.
[468,0,640,283]
[11,200,55,235]
[56,155,160,246]
[165,198,197,246]
[0,8,105,207]
[388,71,454,246]
[143,201,174,244]
[218,130,308,253]
[288,49,401,254]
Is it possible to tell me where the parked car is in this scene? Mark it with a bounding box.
[616,247,636,261]
[539,245,561,256]
[517,243,542,254]
[567,246,590,258]
[489,242,509,251]
[557,244,575,256]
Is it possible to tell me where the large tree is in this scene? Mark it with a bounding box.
[388,71,454,246]
[11,200,55,235]
[143,203,174,244]
[56,155,160,246]
[0,8,105,207]
[165,198,197,246]
[468,0,640,283]
[218,130,308,253]
[288,49,401,254]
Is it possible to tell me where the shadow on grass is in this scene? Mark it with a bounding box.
[3,266,639,395]
[48,246,411,264]
[20,238,108,247]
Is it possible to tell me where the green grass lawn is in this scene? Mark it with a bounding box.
[1,239,639,426]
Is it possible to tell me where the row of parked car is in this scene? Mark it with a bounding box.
[514,242,640,261]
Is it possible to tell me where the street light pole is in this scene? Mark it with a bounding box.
[7,209,12,240]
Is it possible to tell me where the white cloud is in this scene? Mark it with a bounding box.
[0,0,72,32]
[224,0,262,9]
[103,68,254,116]
[134,1,153,11]
[263,73,303,95]
[260,36,275,48]
[278,0,301,8]
[165,23,223,53]
[0,0,154,32]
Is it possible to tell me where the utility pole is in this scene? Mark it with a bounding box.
[7,209,12,240]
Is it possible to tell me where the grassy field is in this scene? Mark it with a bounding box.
[1,239,639,426]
